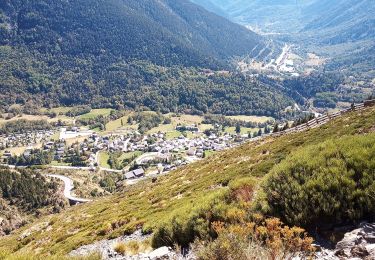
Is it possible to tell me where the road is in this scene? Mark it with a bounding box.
[94,151,123,173]
[47,174,92,203]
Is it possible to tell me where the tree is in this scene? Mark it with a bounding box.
[235,123,241,134]
[272,124,279,133]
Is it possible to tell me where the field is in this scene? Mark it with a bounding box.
[98,152,111,168]
[49,161,71,167]
[0,114,50,126]
[118,151,143,162]
[105,115,134,132]
[226,115,274,123]
[0,107,374,257]
[3,146,28,156]
[225,126,259,135]
[79,109,114,120]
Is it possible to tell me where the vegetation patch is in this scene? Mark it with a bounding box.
[0,107,374,256]
[258,134,375,229]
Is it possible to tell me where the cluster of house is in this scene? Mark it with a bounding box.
[147,133,240,157]
[0,125,249,182]
[0,130,54,151]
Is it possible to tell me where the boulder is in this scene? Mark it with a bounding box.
[317,223,375,260]
[147,247,174,259]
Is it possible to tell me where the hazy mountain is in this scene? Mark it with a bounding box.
[192,0,317,33]
[303,0,375,44]
[193,0,375,77]
[193,0,374,43]
[189,0,227,17]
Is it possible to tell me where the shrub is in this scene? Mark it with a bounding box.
[114,242,127,255]
[151,190,229,248]
[259,134,375,229]
[113,241,141,256]
[126,241,140,255]
[194,218,314,260]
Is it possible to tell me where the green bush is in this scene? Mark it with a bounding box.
[151,190,230,248]
[259,134,375,228]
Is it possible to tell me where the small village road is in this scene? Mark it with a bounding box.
[47,174,92,203]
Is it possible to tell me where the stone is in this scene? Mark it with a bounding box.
[334,249,348,258]
[350,245,369,258]
[317,223,375,259]
[147,246,173,259]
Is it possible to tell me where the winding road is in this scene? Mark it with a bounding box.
[48,174,92,204]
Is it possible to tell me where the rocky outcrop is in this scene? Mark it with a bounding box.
[69,230,195,259]
[317,223,375,260]
[0,198,26,236]
[69,230,150,259]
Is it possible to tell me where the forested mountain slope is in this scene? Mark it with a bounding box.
[192,0,316,33]
[302,0,375,44]
[0,0,274,67]
[1,105,374,258]
[300,0,375,77]
[0,168,65,236]
[0,0,287,115]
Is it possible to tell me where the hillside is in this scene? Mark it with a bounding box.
[192,0,316,33]
[0,105,374,258]
[193,0,375,78]
[0,0,275,67]
[300,0,375,77]
[0,168,66,236]
[303,0,375,44]
[0,0,289,115]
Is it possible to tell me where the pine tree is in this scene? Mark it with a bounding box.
[235,123,241,134]
[272,124,279,133]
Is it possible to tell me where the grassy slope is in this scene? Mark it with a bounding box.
[0,107,374,256]
[78,109,114,120]
[98,152,111,169]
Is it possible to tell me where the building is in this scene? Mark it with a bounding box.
[124,168,145,180]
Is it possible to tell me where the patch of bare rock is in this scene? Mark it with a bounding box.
[69,230,195,259]
[316,223,375,260]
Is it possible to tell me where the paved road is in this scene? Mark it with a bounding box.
[95,151,123,173]
[48,174,92,203]
[135,152,160,164]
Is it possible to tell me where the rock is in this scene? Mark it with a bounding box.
[350,245,369,258]
[69,229,151,259]
[316,223,375,260]
[365,235,375,243]
[334,249,348,258]
[365,244,375,255]
[147,247,174,259]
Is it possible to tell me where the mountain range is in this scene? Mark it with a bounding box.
[192,0,375,78]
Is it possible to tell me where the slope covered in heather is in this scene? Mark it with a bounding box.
[0,105,374,258]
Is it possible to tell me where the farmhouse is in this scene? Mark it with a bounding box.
[124,168,145,180]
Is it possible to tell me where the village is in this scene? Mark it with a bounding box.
[0,124,250,182]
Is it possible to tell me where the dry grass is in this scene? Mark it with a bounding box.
[113,240,150,256]
[226,115,274,123]
[113,242,127,255]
